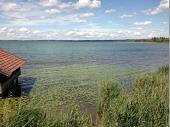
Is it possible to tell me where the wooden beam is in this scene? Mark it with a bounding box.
[0,82,2,97]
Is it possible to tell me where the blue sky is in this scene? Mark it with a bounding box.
[0,0,169,40]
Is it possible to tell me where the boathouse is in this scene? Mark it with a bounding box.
[0,48,25,98]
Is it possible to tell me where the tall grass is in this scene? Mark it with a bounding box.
[7,108,46,127]
[3,107,91,127]
[54,108,91,127]
[97,65,169,127]
[1,65,168,127]
[97,81,121,127]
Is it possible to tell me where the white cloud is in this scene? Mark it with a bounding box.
[134,21,152,26]
[0,28,115,40]
[133,32,141,36]
[1,27,168,40]
[148,33,154,38]
[136,27,143,30]
[41,0,101,10]
[19,27,29,33]
[33,30,40,34]
[80,12,95,17]
[105,9,116,13]
[0,0,100,27]
[40,0,59,7]
[0,27,7,31]
[120,12,136,19]
[144,0,169,15]
[117,30,141,36]
[45,9,60,14]
[6,13,88,26]
[62,14,87,23]
[75,0,101,9]
[120,14,133,19]
[70,18,87,23]
[0,1,168,40]
[40,0,74,12]
[0,3,26,12]
[64,28,144,40]
[65,29,115,39]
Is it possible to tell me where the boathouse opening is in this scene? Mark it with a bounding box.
[0,48,25,98]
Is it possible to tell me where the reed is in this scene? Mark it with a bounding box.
[97,65,168,127]
[1,65,168,127]
[4,107,91,127]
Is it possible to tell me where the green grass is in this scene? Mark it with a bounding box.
[97,65,169,127]
[3,107,91,127]
[0,65,168,127]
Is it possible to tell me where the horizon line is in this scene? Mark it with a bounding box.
[0,38,169,41]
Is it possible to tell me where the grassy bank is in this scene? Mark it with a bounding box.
[97,65,168,127]
[0,65,168,127]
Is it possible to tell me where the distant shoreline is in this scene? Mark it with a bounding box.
[0,37,169,42]
[134,37,169,43]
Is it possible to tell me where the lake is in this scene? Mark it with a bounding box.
[0,40,169,111]
[0,40,168,71]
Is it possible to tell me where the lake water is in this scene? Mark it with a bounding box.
[0,40,168,73]
[0,41,169,71]
[0,40,169,109]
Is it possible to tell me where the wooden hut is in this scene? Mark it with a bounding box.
[0,48,25,98]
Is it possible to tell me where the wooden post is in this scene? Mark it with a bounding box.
[16,77,18,85]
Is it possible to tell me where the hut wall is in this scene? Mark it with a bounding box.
[0,68,21,97]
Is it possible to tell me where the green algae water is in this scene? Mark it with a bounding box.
[0,40,168,112]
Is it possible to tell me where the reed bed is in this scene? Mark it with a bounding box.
[97,65,168,127]
[0,65,168,127]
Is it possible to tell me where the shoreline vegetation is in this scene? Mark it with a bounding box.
[0,65,168,127]
[134,37,169,43]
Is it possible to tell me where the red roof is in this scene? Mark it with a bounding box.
[0,48,25,76]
